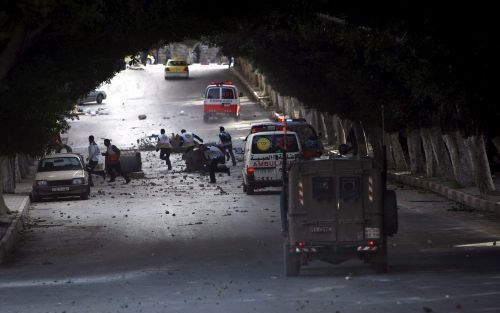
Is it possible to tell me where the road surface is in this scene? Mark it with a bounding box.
[1,64,500,313]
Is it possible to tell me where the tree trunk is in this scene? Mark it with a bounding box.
[420,128,437,177]
[384,133,396,169]
[407,129,425,174]
[322,114,336,145]
[443,133,464,185]
[428,127,455,180]
[453,131,476,187]
[492,137,500,153]
[464,134,495,194]
[353,122,369,157]
[390,132,408,171]
[333,115,346,145]
[1,156,16,193]
[0,156,11,215]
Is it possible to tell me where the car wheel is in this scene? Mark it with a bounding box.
[203,114,209,122]
[96,94,104,104]
[80,187,90,200]
[31,191,40,203]
[245,183,254,195]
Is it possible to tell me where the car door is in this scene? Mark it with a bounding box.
[249,134,279,181]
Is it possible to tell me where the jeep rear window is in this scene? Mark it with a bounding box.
[38,157,83,172]
[251,134,299,154]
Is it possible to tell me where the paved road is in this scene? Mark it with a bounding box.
[1,65,500,313]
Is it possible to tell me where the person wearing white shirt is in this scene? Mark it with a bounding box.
[86,135,104,186]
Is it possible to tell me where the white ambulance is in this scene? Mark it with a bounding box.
[242,131,302,195]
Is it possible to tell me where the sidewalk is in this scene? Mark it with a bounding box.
[0,180,32,264]
[389,171,500,213]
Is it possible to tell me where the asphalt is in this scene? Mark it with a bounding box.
[0,64,499,313]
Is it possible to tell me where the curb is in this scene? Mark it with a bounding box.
[0,196,30,264]
[389,172,500,213]
[230,68,270,110]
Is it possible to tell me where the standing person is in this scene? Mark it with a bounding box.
[102,139,131,184]
[86,135,105,186]
[156,129,172,170]
[218,126,236,166]
[180,129,203,153]
[201,144,229,183]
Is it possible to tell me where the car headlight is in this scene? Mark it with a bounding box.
[72,178,83,185]
[36,180,48,186]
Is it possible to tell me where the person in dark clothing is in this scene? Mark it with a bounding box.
[200,144,229,183]
[218,126,236,166]
[102,139,130,184]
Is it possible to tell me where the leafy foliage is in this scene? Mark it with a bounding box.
[1,0,499,158]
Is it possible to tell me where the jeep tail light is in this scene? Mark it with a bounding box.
[247,167,255,175]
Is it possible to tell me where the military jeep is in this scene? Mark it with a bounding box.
[281,157,398,276]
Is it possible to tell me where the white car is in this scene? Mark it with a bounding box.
[242,131,302,195]
[77,90,107,104]
[31,153,90,202]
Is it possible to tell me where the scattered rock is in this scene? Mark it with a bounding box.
[138,114,147,120]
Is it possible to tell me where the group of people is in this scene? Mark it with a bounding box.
[87,135,130,186]
[84,126,236,187]
[155,126,236,183]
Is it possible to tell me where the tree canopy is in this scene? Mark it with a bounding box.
[1,1,498,157]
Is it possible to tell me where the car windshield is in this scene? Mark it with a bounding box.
[167,61,187,66]
[251,134,300,154]
[38,157,82,172]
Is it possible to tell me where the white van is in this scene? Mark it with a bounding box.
[242,131,302,195]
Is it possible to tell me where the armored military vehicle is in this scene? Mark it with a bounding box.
[281,156,398,276]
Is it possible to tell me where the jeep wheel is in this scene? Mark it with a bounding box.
[96,94,103,104]
[284,242,300,277]
[370,241,388,273]
[384,190,398,236]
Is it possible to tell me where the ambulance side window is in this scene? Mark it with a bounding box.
[312,177,334,201]
[340,177,359,201]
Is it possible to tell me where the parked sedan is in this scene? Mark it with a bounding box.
[77,90,107,104]
[31,153,90,202]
